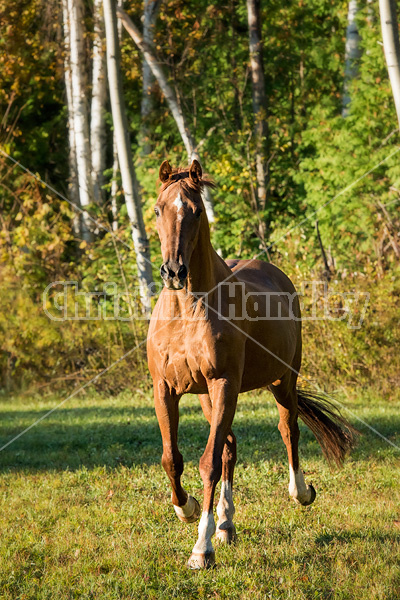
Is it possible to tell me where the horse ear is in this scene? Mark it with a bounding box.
[189,159,202,184]
[159,160,172,183]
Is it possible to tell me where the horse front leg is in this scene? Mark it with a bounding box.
[154,379,201,523]
[189,380,238,569]
[216,430,237,543]
[198,394,237,544]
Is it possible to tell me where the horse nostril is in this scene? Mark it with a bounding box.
[178,265,188,280]
[161,262,187,282]
[160,264,169,279]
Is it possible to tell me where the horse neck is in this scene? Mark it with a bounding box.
[186,214,229,296]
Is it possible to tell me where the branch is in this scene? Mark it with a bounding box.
[116,7,195,157]
[315,220,333,280]
[116,7,215,222]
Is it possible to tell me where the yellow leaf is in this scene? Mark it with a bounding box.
[79,241,87,249]
[15,212,23,221]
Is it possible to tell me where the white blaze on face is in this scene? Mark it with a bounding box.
[216,480,235,527]
[192,511,215,554]
[173,192,184,222]
[288,465,312,504]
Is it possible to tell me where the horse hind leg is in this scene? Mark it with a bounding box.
[271,377,316,506]
[199,394,237,544]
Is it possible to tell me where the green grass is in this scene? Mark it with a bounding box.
[0,389,399,599]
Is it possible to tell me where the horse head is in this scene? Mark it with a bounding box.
[155,159,210,290]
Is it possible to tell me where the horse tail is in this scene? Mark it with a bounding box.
[297,389,359,468]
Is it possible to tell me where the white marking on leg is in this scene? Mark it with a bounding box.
[216,480,235,528]
[173,192,184,222]
[173,494,196,519]
[289,465,312,504]
[192,511,215,555]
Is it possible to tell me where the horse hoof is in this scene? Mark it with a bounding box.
[216,524,237,544]
[302,484,317,506]
[187,551,215,570]
[293,484,317,507]
[174,495,201,523]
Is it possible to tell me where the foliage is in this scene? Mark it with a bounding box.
[0,159,149,392]
[0,0,400,394]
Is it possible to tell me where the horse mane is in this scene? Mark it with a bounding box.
[159,166,216,194]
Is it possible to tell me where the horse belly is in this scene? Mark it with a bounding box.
[240,320,299,392]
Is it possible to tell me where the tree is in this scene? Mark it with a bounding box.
[66,0,94,242]
[61,0,80,234]
[103,0,154,316]
[342,0,361,117]
[246,0,269,243]
[116,7,215,223]
[110,0,123,233]
[379,0,400,129]
[90,0,107,204]
[140,0,161,156]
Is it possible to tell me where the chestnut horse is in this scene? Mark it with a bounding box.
[147,160,356,569]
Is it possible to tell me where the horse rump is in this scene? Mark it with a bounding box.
[297,389,359,468]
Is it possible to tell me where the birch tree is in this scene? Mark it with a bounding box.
[342,1,361,117]
[110,0,123,232]
[103,0,153,316]
[246,0,269,242]
[90,0,107,204]
[116,8,215,223]
[379,0,400,129]
[111,135,120,231]
[61,0,80,235]
[67,0,94,242]
[140,0,161,155]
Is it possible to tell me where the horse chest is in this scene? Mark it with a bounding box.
[154,326,221,394]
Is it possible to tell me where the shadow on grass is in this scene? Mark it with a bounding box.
[0,401,398,473]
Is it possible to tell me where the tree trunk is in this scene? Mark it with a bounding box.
[315,220,333,280]
[111,0,123,232]
[379,0,400,129]
[61,0,80,236]
[90,0,107,204]
[342,1,361,117]
[103,0,153,316]
[67,0,94,242]
[246,0,269,243]
[140,0,161,156]
[111,135,119,232]
[117,8,215,223]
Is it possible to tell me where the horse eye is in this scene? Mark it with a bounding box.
[154,207,160,217]
[195,207,202,219]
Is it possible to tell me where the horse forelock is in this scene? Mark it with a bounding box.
[159,167,216,194]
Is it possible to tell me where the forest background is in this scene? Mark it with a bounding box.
[0,0,399,401]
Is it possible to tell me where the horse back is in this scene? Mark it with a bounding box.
[226,259,297,295]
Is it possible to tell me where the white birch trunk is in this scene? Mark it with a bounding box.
[342,0,361,117]
[111,0,123,232]
[111,135,119,231]
[90,0,107,204]
[62,0,80,236]
[117,8,215,223]
[140,0,161,155]
[67,0,94,242]
[103,0,153,316]
[379,0,400,129]
[247,0,268,241]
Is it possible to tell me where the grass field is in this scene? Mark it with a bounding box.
[0,388,399,599]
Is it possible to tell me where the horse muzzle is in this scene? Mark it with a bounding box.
[160,262,188,290]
